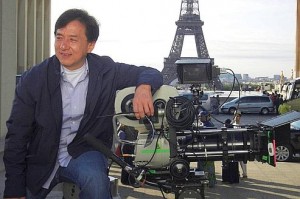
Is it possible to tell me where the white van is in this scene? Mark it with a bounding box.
[179,92,212,111]
[220,95,274,115]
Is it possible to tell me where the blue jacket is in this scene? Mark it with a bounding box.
[3,53,163,197]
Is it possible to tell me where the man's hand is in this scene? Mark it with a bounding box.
[132,84,154,119]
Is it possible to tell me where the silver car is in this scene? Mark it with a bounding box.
[220,95,274,115]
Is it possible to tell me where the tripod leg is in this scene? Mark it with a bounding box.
[200,184,205,199]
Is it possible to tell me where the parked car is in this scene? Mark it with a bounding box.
[180,92,212,111]
[276,120,300,162]
[220,95,274,115]
[259,111,300,162]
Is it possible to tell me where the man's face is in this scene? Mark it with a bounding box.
[54,20,95,70]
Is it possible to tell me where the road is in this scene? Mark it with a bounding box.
[209,112,275,128]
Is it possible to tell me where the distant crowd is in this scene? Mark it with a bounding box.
[262,90,288,114]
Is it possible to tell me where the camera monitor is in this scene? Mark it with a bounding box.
[176,58,213,84]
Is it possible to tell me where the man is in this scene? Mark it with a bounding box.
[3,9,163,199]
[232,110,248,178]
[197,111,216,188]
[199,111,214,127]
[210,96,219,114]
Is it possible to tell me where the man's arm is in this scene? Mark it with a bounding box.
[133,66,163,119]
[110,57,163,118]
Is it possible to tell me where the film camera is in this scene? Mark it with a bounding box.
[85,59,276,199]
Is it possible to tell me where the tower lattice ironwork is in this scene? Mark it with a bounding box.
[162,0,212,85]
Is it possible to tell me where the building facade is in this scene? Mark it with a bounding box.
[0,0,51,138]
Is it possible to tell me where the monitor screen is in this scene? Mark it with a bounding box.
[177,63,212,84]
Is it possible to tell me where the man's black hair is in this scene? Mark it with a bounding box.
[225,119,231,124]
[224,119,233,128]
[54,9,99,42]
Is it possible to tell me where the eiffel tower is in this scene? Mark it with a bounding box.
[162,0,217,86]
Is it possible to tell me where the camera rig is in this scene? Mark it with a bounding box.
[85,84,276,199]
[85,58,276,199]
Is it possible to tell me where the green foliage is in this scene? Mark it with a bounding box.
[278,103,292,115]
[286,98,300,112]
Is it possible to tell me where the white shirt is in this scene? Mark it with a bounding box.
[43,60,89,188]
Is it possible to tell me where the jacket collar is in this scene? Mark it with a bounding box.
[81,54,108,128]
[47,56,63,130]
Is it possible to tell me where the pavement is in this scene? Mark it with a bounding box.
[0,113,299,198]
[0,160,300,199]
[113,160,300,199]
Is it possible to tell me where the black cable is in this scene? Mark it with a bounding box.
[165,96,196,129]
[210,68,241,126]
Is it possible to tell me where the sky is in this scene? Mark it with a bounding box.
[51,0,297,78]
